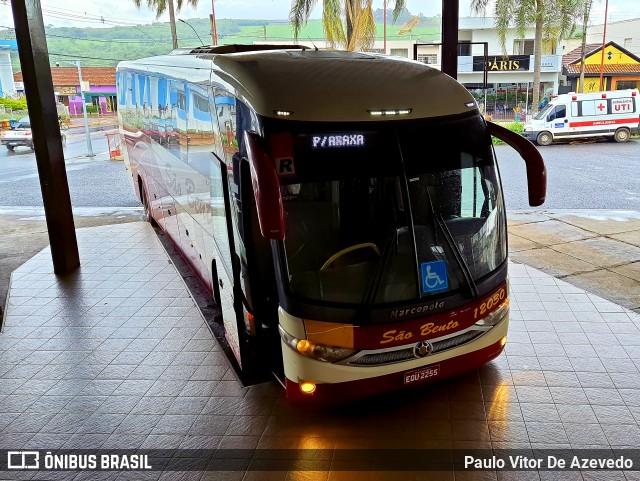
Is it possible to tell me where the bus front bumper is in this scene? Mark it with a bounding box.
[283,317,508,405]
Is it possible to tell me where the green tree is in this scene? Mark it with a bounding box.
[471,0,583,111]
[290,0,406,51]
[133,0,198,50]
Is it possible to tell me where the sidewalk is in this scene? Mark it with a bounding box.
[508,210,640,313]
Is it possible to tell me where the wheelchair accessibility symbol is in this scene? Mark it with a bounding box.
[420,260,448,293]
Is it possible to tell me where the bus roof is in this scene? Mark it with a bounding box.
[117,46,478,122]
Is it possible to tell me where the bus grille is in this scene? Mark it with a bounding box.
[346,329,484,366]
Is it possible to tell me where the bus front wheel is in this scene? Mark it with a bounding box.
[614,128,630,143]
[536,132,553,146]
[140,181,156,226]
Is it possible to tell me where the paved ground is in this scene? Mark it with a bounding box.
[0,208,143,323]
[508,210,640,313]
[1,222,640,480]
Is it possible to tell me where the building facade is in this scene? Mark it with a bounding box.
[14,66,117,114]
[255,17,565,113]
[0,40,18,98]
[587,18,640,58]
[562,41,640,92]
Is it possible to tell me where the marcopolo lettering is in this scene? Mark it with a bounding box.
[390,301,445,320]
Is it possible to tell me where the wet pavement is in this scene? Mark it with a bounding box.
[509,210,640,313]
[1,221,640,480]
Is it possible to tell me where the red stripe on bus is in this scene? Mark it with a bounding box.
[352,283,508,349]
[569,117,640,128]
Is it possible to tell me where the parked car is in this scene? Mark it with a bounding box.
[0,117,34,150]
[0,117,67,151]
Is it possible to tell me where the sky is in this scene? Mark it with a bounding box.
[0,0,639,30]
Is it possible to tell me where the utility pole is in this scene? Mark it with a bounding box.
[383,0,387,54]
[76,62,94,157]
[58,59,94,157]
[211,0,218,46]
[598,0,609,91]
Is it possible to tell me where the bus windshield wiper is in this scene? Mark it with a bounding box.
[423,187,479,300]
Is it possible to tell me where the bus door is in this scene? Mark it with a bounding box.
[209,153,244,369]
[210,93,276,381]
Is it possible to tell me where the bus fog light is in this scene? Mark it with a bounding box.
[500,336,507,347]
[300,382,316,394]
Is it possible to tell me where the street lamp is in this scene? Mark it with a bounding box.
[178,19,204,45]
[56,60,94,157]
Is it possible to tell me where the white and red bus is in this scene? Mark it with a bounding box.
[116,45,546,404]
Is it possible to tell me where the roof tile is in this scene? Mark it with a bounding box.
[14,67,116,86]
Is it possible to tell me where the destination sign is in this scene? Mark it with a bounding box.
[311,134,366,149]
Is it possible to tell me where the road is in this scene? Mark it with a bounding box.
[0,127,139,207]
[1,132,638,210]
[495,138,640,210]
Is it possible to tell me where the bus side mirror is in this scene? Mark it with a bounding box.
[487,121,547,207]
[244,131,285,240]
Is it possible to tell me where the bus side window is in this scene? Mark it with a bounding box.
[187,88,220,177]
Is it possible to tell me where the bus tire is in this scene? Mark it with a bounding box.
[536,131,552,146]
[614,128,630,143]
[139,180,157,226]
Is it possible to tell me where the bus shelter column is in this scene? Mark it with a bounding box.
[10,0,80,275]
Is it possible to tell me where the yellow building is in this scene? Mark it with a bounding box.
[563,41,640,91]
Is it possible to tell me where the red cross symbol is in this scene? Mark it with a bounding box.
[597,103,606,111]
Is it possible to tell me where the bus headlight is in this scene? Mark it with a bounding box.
[278,325,356,363]
[474,299,509,327]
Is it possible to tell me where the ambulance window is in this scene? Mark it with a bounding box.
[571,102,579,117]
[555,105,567,119]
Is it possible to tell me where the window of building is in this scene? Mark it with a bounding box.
[417,54,438,65]
[177,91,186,110]
[193,93,209,113]
[624,38,632,49]
[390,48,409,58]
[513,39,534,55]
[616,80,639,90]
[458,42,471,56]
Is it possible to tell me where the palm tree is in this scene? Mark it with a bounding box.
[471,0,583,111]
[290,0,405,51]
[133,0,199,50]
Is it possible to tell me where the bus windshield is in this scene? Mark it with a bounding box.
[279,115,506,306]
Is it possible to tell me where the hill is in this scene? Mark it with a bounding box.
[0,16,440,68]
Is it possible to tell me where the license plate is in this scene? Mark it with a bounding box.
[403,365,440,384]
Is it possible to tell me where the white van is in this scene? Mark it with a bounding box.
[523,89,640,145]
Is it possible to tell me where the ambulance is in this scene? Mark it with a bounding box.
[523,89,639,145]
